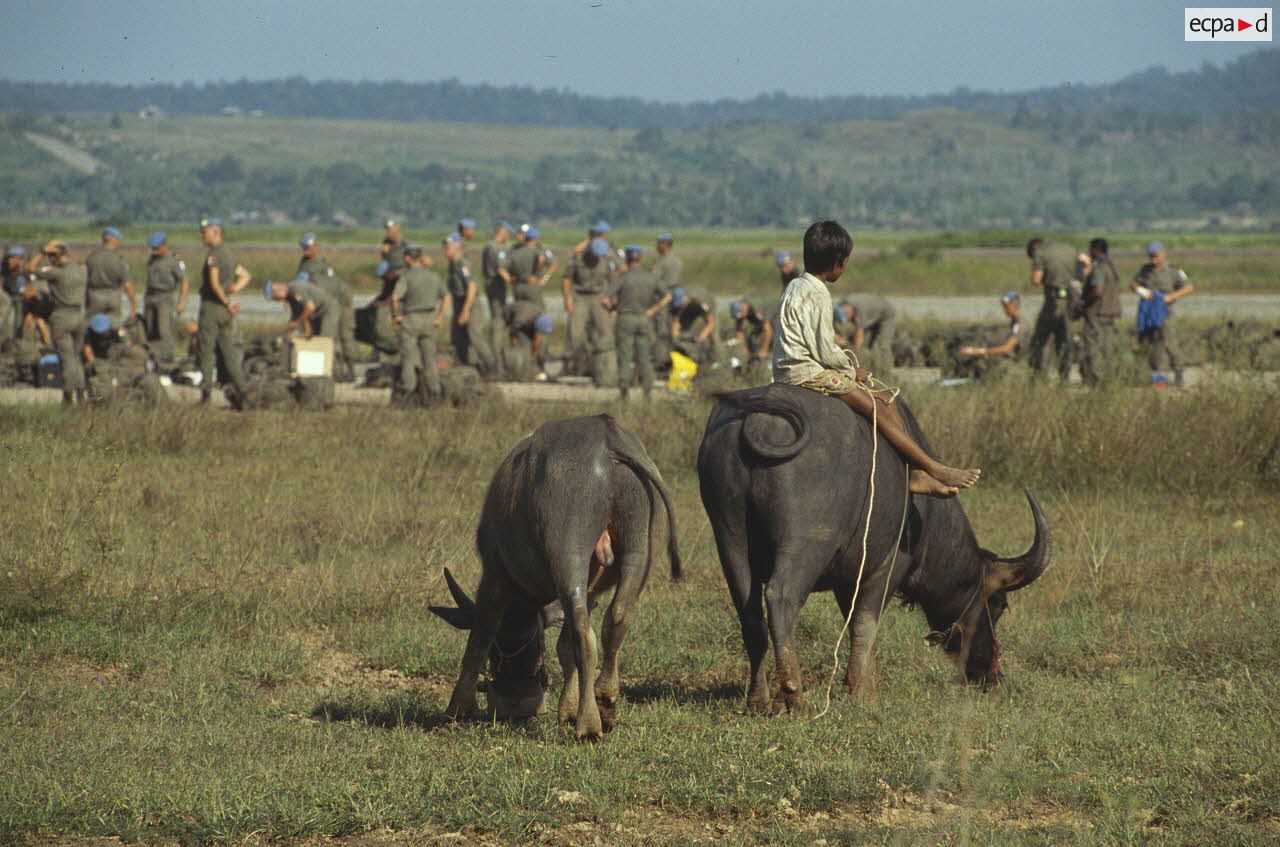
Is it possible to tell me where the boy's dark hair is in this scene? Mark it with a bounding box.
[1089,237,1108,255]
[1025,237,1043,258]
[802,220,853,273]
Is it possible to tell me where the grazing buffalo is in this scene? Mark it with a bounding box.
[431,414,680,739]
[697,384,1049,713]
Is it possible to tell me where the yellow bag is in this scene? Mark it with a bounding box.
[668,351,698,391]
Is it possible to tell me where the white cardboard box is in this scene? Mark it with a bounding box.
[290,337,334,377]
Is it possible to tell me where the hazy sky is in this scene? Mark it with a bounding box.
[11,0,1268,101]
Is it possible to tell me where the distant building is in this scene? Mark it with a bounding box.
[557,182,600,194]
[220,106,243,117]
[138,105,164,119]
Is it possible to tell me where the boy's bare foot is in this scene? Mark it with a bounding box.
[931,464,981,489]
[909,469,959,498]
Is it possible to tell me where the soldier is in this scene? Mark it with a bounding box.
[728,297,774,362]
[266,273,339,339]
[504,226,551,379]
[777,250,801,289]
[2,246,28,341]
[142,232,188,367]
[651,232,682,292]
[562,236,617,384]
[960,291,1023,363]
[390,243,447,401]
[84,226,137,322]
[457,217,477,246]
[297,232,357,381]
[846,292,897,372]
[1133,240,1194,386]
[669,286,718,365]
[375,217,408,306]
[443,232,488,369]
[195,217,250,406]
[1078,237,1123,386]
[25,241,87,404]
[481,221,514,361]
[609,245,669,401]
[1025,236,1078,379]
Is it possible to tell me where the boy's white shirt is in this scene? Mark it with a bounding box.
[771,271,859,385]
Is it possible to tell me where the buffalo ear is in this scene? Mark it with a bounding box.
[429,567,478,630]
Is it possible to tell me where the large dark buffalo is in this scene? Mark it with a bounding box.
[431,414,680,739]
[697,384,1049,712]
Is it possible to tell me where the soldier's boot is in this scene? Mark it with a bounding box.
[200,388,212,405]
[619,386,629,403]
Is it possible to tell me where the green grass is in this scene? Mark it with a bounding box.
[0,383,1277,845]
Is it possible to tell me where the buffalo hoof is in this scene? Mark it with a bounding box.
[770,687,806,715]
[595,696,617,733]
[557,693,579,726]
[575,716,604,741]
[844,679,879,702]
[445,690,477,720]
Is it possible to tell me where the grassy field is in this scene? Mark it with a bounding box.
[1,380,1277,846]
[1,224,1277,299]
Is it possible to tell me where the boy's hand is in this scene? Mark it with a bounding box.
[855,368,870,383]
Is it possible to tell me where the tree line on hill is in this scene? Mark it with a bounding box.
[0,49,1276,129]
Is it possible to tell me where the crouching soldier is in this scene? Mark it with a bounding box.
[670,286,718,365]
[959,291,1023,375]
[298,232,357,381]
[266,273,339,339]
[390,244,447,403]
[609,245,669,401]
[728,296,774,381]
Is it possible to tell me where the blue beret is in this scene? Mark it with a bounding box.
[497,220,514,233]
[775,251,791,267]
[590,220,611,234]
[670,287,687,308]
[729,299,746,320]
[524,226,540,240]
[89,313,112,334]
[657,232,674,243]
[299,232,317,248]
[624,245,643,257]
[444,232,462,244]
[147,232,166,249]
[1146,240,1163,256]
[199,217,221,229]
[292,272,311,283]
[833,305,848,324]
[102,226,122,241]
[1000,290,1020,304]
[534,313,554,335]
[375,260,391,277]
[5,245,26,258]
[264,281,276,300]
[458,217,477,230]
[588,238,610,258]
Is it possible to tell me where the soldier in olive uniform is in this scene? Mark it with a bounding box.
[142,232,188,367]
[195,218,250,406]
[1025,237,1078,379]
[442,232,492,371]
[390,244,447,400]
[960,291,1024,365]
[297,232,357,381]
[2,246,28,341]
[84,227,137,322]
[649,233,682,368]
[26,241,87,404]
[777,250,801,289]
[457,217,477,246]
[1079,237,1123,386]
[504,227,551,378]
[609,245,670,401]
[728,297,775,361]
[481,221,514,365]
[846,292,897,372]
[562,237,617,385]
[670,286,719,365]
[266,274,339,338]
[1132,240,1194,386]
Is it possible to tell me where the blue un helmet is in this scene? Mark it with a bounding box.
[588,237,610,258]
[670,287,687,309]
[89,313,112,334]
[375,259,391,277]
[834,304,849,324]
[534,314,554,335]
[263,281,276,301]
[728,299,747,320]
[147,232,167,249]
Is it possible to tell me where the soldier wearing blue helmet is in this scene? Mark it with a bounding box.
[143,232,188,367]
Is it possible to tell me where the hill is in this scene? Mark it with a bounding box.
[0,49,1276,129]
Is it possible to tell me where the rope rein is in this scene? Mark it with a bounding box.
[813,371,901,719]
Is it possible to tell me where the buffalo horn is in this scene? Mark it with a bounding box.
[428,567,478,630]
[994,489,1051,591]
